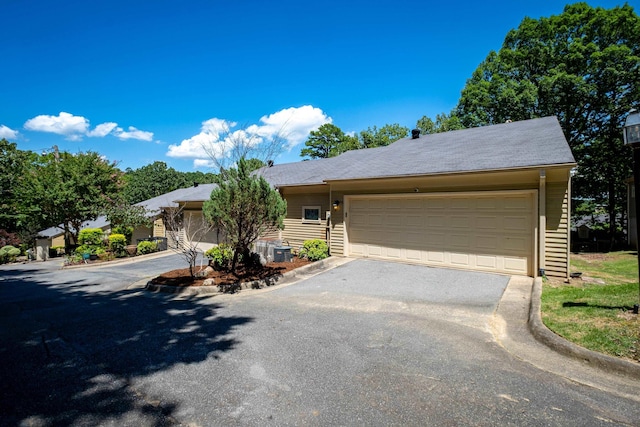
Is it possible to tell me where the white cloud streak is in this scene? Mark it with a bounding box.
[167,105,331,167]
[114,126,154,141]
[23,112,154,142]
[0,125,18,139]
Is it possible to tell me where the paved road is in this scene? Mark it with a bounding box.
[1,256,639,426]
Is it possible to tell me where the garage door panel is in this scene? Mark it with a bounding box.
[477,216,498,230]
[451,216,471,228]
[450,252,470,266]
[476,255,498,269]
[347,192,534,276]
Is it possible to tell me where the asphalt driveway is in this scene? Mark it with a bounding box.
[1,256,639,426]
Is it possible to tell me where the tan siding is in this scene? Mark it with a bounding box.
[259,228,281,240]
[281,191,330,248]
[545,181,570,278]
[51,234,65,248]
[330,222,345,256]
[153,217,165,237]
[131,226,153,243]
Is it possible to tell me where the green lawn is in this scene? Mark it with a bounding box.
[541,252,639,362]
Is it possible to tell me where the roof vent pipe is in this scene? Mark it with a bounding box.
[411,129,420,139]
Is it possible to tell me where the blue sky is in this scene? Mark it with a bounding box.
[1,0,634,172]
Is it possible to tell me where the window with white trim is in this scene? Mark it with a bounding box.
[302,206,321,224]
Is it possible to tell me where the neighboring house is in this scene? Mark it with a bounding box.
[255,116,575,279]
[162,183,221,252]
[34,183,219,260]
[35,216,111,261]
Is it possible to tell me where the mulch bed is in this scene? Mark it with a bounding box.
[150,257,312,288]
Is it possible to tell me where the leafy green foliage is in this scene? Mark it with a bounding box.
[111,225,133,245]
[122,161,217,204]
[416,112,464,135]
[358,123,409,148]
[0,139,35,235]
[455,3,640,242]
[300,123,359,159]
[299,239,329,261]
[0,245,21,264]
[205,243,234,271]
[106,204,151,239]
[137,240,157,255]
[108,233,128,257]
[78,228,104,246]
[16,150,123,250]
[203,157,286,272]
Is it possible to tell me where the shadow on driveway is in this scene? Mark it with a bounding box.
[0,266,253,426]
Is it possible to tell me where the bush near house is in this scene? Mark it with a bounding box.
[112,225,133,245]
[299,239,329,261]
[137,240,157,255]
[108,234,127,257]
[78,228,105,246]
[0,245,21,264]
[205,243,234,271]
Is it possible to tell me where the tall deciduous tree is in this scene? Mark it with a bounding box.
[455,3,640,244]
[358,123,409,148]
[300,123,358,159]
[0,139,34,235]
[17,151,123,249]
[203,157,286,272]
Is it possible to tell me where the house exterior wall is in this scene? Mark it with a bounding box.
[544,170,572,278]
[153,217,166,238]
[132,226,153,244]
[279,167,572,278]
[280,189,330,250]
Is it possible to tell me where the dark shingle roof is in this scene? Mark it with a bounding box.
[260,116,575,186]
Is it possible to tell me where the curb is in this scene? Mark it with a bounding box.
[529,277,640,380]
[145,257,344,296]
[61,250,174,270]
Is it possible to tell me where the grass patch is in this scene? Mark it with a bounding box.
[542,251,639,363]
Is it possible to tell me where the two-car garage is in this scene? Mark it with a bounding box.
[345,191,537,276]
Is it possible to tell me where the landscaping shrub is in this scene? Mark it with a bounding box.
[205,243,234,270]
[299,239,329,261]
[137,240,157,255]
[78,228,105,246]
[0,245,21,264]
[0,230,20,247]
[108,234,128,257]
[112,225,133,245]
[75,244,97,255]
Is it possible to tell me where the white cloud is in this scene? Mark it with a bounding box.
[0,125,18,139]
[249,105,331,149]
[22,112,154,142]
[193,158,216,168]
[114,126,154,141]
[24,112,89,139]
[87,122,118,137]
[167,106,331,162]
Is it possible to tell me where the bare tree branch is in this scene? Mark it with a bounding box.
[163,206,216,278]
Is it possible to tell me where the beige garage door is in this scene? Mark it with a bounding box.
[346,191,536,275]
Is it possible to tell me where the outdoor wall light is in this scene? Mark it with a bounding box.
[332,200,341,210]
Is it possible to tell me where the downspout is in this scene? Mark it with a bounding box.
[539,169,546,277]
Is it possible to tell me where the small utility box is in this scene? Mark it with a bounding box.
[274,246,292,262]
